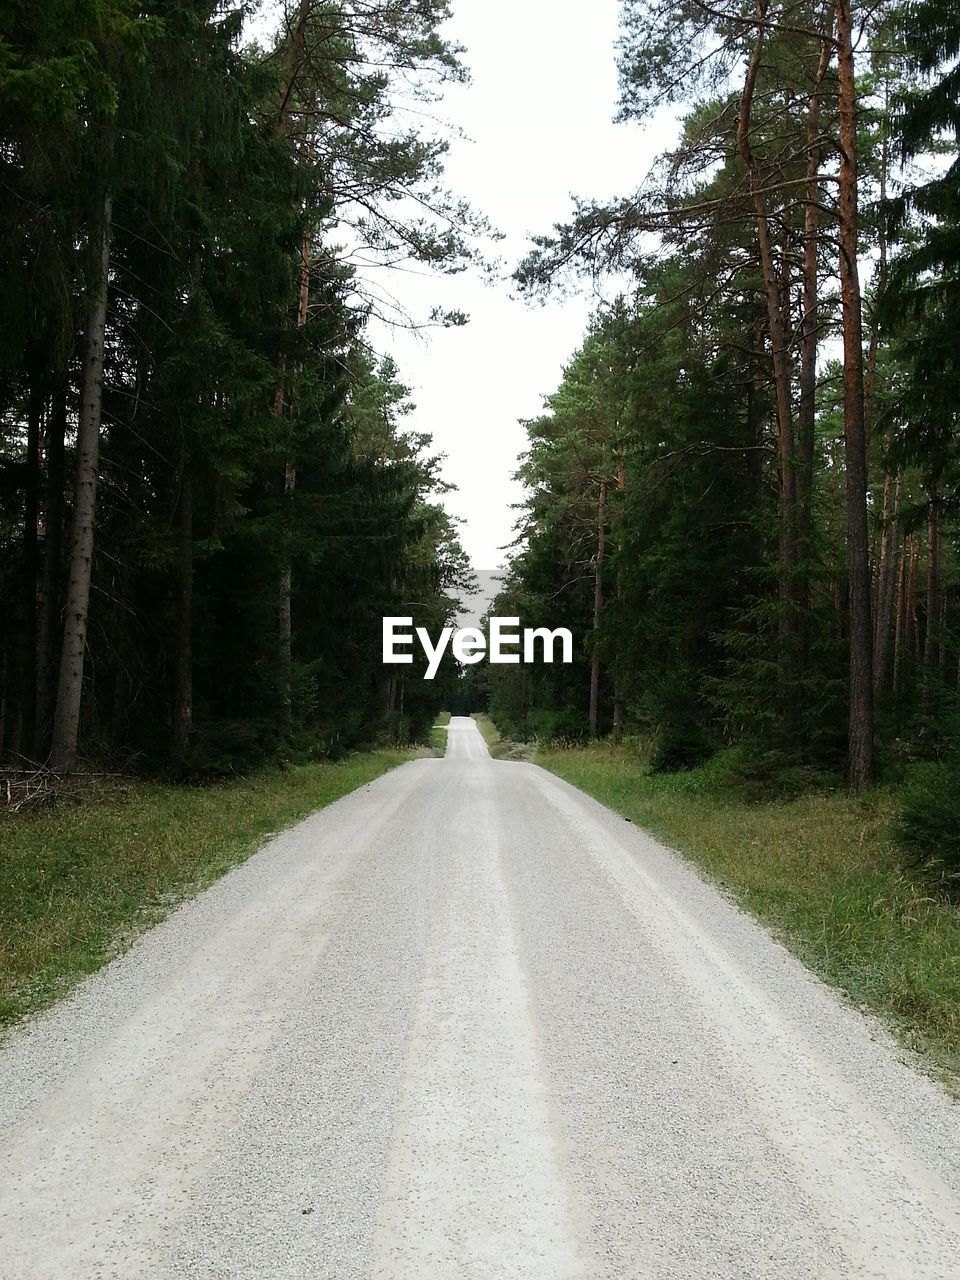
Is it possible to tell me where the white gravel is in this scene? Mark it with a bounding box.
[1,715,958,1278]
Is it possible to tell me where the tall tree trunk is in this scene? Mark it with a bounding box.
[21,375,43,757]
[921,486,940,724]
[831,444,844,634]
[938,590,947,683]
[797,32,831,601]
[277,0,311,132]
[874,465,892,594]
[864,74,889,439]
[835,0,874,791]
[874,468,902,697]
[274,3,314,741]
[273,1,307,738]
[0,647,8,758]
[611,696,623,745]
[611,462,626,744]
[893,532,907,699]
[48,190,113,773]
[278,457,296,743]
[867,76,893,693]
[739,1,799,711]
[36,384,66,749]
[589,476,607,739]
[277,224,311,742]
[907,533,920,657]
[109,541,136,748]
[174,460,193,759]
[747,315,766,509]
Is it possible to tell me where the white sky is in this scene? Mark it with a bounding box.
[251,0,677,568]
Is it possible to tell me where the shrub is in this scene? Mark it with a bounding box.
[649,720,714,774]
[896,761,960,891]
[649,667,714,774]
[705,742,840,801]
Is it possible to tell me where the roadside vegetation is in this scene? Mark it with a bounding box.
[0,751,409,1029]
[537,740,960,1084]
[430,711,452,754]
[473,714,510,758]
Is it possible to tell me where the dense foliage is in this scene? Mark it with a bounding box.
[896,760,960,886]
[0,0,473,773]
[488,0,958,797]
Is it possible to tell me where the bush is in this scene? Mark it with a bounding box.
[650,720,714,773]
[648,667,714,774]
[896,761,960,891]
[704,743,840,802]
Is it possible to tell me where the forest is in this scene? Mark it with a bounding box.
[0,0,472,777]
[478,0,959,808]
[1,0,958,806]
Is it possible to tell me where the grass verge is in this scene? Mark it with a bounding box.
[0,750,409,1029]
[473,713,513,758]
[537,742,960,1085]
[429,710,452,754]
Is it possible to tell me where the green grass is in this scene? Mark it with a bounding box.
[429,710,451,753]
[0,750,409,1028]
[537,742,960,1084]
[473,713,511,758]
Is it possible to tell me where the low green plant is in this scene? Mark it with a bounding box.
[429,711,452,753]
[703,742,841,801]
[649,721,714,773]
[896,760,960,892]
[473,713,510,757]
[648,668,715,774]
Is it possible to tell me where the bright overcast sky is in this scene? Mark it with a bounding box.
[251,0,677,568]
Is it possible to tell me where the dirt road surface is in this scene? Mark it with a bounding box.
[2,716,958,1278]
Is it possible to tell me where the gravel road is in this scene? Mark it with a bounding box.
[2,715,959,1278]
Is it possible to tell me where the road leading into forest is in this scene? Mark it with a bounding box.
[2,716,960,1279]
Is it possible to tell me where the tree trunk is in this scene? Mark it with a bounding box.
[277,0,311,132]
[276,219,311,742]
[739,1,799,710]
[938,589,947,683]
[874,468,902,697]
[36,384,66,750]
[921,487,940,724]
[864,58,889,440]
[589,476,607,739]
[612,699,623,744]
[174,460,193,759]
[109,541,136,748]
[21,375,43,757]
[893,532,907,699]
[831,443,844,634]
[907,533,920,657]
[867,80,893,695]
[747,315,766,509]
[48,190,113,773]
[874,464,892,595]
[0,647,8,758]
[835,0,874,792]
[611,461,626,744]
[278,460,296,743]
[797,32,831,601]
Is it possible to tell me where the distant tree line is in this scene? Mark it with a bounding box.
[485,0,958,792]
[0,0,473,774]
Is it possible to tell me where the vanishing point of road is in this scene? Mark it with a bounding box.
[1,716,959,1278]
